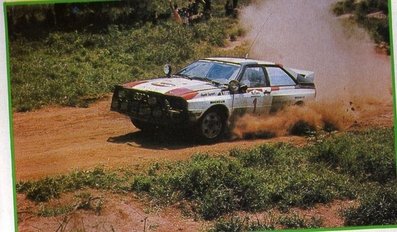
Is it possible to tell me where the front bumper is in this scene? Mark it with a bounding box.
[110,86,192,125]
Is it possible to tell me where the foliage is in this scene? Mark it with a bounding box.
[311,128,395,183]
[344,183,397,226]
[332,0,389,48]
[279,213,323,229]
[37,204,73,217]
[129,145,355,219]
[9,17,245,111]
[17,128,396,225]
[210,216,248,232]
[17,167,127,202]
[210,213,323,231]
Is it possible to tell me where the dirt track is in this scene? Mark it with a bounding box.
[13,95,394,180]
[14,97,311,180]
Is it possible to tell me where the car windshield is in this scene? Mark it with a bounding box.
[177,60,240,84]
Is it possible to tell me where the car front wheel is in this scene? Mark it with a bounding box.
[197,109,226,143]
[130,118,157,132]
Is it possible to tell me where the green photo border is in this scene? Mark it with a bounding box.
[3,0,397,231]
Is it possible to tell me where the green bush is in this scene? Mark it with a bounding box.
[9,7,245,111]
[210,216,247,232]
[25,177,62,202]
[263,165,355,209]
[131,175,153,192]
[230,143,281,167]
[37,204,73,217]
[211,213,322,231]
[332,0,389,47]
[17,167,126,202]
[129,145,356,219]
[130,154,270,219]
[311,128,396,183]
[279,213,323,229]
[198,186,237,220]
[344,184,397,226]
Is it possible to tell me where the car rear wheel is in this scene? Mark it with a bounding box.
[197,109,226,143]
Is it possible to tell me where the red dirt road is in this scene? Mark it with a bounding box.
[13,97,309,180]
[13,96,394,181]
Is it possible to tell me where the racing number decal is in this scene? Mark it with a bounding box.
[253,98,257,113]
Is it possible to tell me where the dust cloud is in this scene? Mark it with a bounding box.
[233,0,393,137]
[233,101,354,138]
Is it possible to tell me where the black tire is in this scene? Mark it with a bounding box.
[196,109,226,143]
[130,118,157,132]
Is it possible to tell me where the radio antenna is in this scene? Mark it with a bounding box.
[245,12,273,59]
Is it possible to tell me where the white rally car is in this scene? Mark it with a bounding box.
[111,57,315,142]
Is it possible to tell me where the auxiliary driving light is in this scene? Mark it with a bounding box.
[148,96,157,105]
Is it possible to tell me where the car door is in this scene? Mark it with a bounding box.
[231,65,272,115]
[265,66,303,112]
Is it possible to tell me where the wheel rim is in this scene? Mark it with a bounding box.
[201,112,223,139]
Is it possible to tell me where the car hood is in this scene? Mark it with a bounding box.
[122,77,220,95]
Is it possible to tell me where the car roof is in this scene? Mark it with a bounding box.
[204,57,276,65]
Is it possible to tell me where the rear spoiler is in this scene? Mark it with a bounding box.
[288,68,315,85]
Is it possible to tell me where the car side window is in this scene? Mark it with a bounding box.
[240,67,267,88]
[266,67,296,86]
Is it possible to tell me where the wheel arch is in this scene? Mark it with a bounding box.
[200,104,230,120]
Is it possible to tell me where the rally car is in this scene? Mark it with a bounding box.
[110,57,316,142]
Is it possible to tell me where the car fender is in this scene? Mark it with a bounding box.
[187,95,233,121]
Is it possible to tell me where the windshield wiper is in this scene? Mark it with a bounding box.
[191,76,221,85]
[174,73,192,80]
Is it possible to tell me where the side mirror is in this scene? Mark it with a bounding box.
[163,64,172,77]
[228,80,240,94]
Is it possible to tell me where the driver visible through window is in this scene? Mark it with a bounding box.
[178,60,240,84]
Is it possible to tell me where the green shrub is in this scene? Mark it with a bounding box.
[311,128,396,183]
[18,167,126,202]
[344,184,397,226]
[279,213,323,229]
[264,165,355,209]
[230,143,296,167]
[198,186,237,220]
[332,0,389,47]
[25,177,62,202]
[9,11,245,111]
[210,216,247,232]
[230,144,278,167]
[130,154,270,219]
[131,175,153,192]
[211,214,322,231]
[37,204,73,217]
[128,145,357,219]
